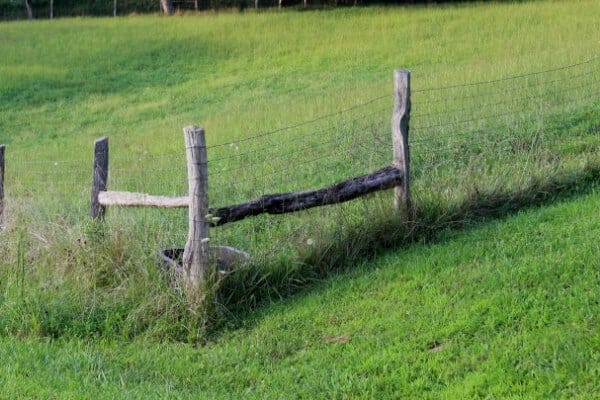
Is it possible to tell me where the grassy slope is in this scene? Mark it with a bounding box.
[1,1,599,155]
[1,2,600,396]
[1,188,599,398]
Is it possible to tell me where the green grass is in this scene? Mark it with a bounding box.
[1,1,600,396]
[0,0,599,344]
[1,2,599,152]
[1,188,599,398]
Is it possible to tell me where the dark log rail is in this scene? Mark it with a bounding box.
[97,166,402,227]
[210,166,403,226]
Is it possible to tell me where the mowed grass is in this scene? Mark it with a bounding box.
[0,1,600,397]
[1,188,599,398]
[0,0,600,364]
[1,1,599,154]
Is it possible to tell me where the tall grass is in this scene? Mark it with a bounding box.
[0,1,599,341]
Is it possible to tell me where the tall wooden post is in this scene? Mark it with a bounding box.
[90,137,109,221]
[25,0,33,20]
[113,0,117,16]
[391,69,411,212]
[183,126,210,294]
[0,145,5,227]
[160,0,173,15]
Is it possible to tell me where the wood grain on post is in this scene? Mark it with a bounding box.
[391,69,411,211]
[0,145,5,227]
[90,137,109,221]
[183,126,210,292]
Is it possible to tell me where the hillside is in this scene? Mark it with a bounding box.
[1,188,599,398]
[0,2,599,396]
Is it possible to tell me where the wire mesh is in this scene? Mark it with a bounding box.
[3,56,599,267]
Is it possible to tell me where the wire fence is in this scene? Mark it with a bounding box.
[2,56,599,264]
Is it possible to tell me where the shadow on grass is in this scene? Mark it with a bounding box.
[215,162,600,330]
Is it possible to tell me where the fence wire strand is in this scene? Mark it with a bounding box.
[3,56,600,263]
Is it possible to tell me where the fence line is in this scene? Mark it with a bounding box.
[2,66,597,172]
[3,56,598,169]
[0,144,4,228]
[76,69,411,294]
[1,56,599,298]
[412,55,599,93]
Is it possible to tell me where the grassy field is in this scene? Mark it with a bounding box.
[1,1,600,395]
[1,189,599,398]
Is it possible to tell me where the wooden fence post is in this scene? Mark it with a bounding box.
[183,126,211,294]
[392,69,411,212]
[90,137,109,221]
[0,145,5,227]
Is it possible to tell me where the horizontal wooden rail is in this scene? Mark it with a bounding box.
[99,190,188,208]
[97,166,403,226]
[210,166,403,226]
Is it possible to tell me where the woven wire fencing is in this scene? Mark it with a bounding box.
[3,56,600,268]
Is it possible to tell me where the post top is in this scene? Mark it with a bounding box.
[183,125,205,132]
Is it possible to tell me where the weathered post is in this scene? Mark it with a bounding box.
[159,0,173,15]
[0,145,5,227]
[25,0,33,19]
[391,69,411,212]
[113,0,117,16]
[183,126,211,295]
[90,137,109,221]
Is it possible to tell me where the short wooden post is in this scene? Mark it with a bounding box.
[391,69,411,211]
[183,126,211,293]
[90,137,109,221]
[0,144,5,227]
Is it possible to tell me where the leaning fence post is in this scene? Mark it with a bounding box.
[90,137,109,221]
[183,126,211,294]
[0,144,5,227]
[392,69,411,212]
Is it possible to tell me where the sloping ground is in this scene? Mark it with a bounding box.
[1,0,599,342]
[1,187,598,398]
